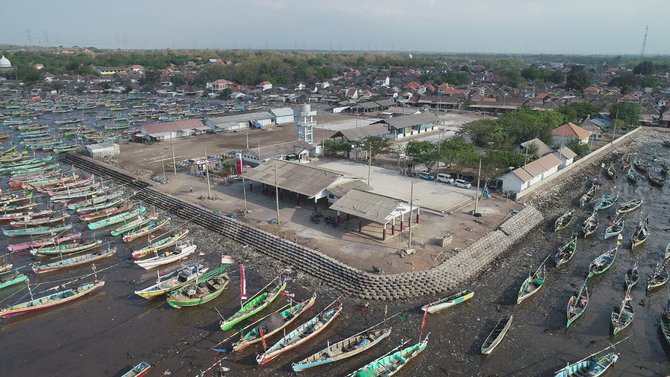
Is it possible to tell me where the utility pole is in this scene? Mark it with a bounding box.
[367,143,372,186]
[170,136,177,175]
[274,160,280,225]
[407,181,414,251]
[204,147,212,199]
[474,158,482,214]
[242,176,248,213]
[161,155,167,182]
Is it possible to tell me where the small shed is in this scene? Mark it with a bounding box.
[86,143,120,158]
[270,108,295,125]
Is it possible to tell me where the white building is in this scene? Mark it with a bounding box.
[270,108,295,125]
[499,154,562,194]
[86,143,120,158]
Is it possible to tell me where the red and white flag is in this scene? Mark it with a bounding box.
[239,263,247,300]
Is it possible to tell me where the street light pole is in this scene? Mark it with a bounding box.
[274,159,280,225]
[408,181,414,251]
[170,136,177,175]
[367,143,372,186]
[204,147,212,199]
[474,158,482,214]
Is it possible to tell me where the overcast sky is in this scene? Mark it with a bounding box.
[3,0,668,55]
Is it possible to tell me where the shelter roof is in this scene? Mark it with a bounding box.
[243,159,345,198]
[329,189,407,224]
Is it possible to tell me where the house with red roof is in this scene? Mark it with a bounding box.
[618,93,638,103]
[207,79,236,92]
[129,65,145,74]
[405,81,421,91]
[583,85,600,96]
[257,81,273,91]
[552,122,592,145]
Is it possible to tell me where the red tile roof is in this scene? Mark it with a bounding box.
[552,122,592,139]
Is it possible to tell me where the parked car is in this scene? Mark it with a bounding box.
[419,171,435,181]
[453,179,472,188]
[436,173,455,184]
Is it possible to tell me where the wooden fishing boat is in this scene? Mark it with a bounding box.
[134,262,209,299]
[0,209,53,222]
[588,247,618,278]
[566,281,588,328]
[624,262,639,289]
[68,191,124,211]
[555,235,578,267]
[0,270,28,291]
[593,193,618,211]
[76,197,125,214]
[45,183,101,198]
[110,214,157,236]
[2,223,72,237]
[615,198,643,215]
[627,167,638,184]
[31,247,116,274]
[0,279,105,318]
[345,337,429,377]
[79,204,132,222]
[582,212,598,238]
[51,188,106,203]
[256,300,342,365]
[0,262,13,274]
[9,213,70,228]
[220,279,287,331]
[554,210,574,232]
[665,242,670,260]
[134,242,197,270]
[647,262,669,291]
[554,352,619,377]
[0,191,33,207]
[481,315,513,354]
[8,232,82,252]
[648,172,666,187]
[166,265,230,308]
[630,218,648,250]
[123,218,170,243]
[121,361,151,377]
[30,239,102,257]
[232,293,317,352]
[634,159,649,173]
[292,327,392,372]
[661,296,670,345]
[0,203,36,214]
[605,162,617,179]
[41,177,96,192]
[421,289,474,313]
[579,183,599,207]
[131,229,189,259]
[517,263,546,304]
[611,294,634,336]
[88,207,146,230]
[604,217,624,239]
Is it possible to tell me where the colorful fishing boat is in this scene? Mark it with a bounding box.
[421,289,474,313]
[555,235,578,267]
[588,247,617,278]
[30,239,102,257]
[31,247,116,274]
[166,265,230,308]
[0,191,33,206]
[79,204,132,222]
[88,207,146,230]
[611,292,634,336]
[220,278,287,331]
[606,162,617,179]
[110,214,157,236]
[51,188,106,203]
[76,197,125,214]
[45,183,101,198]
[0,203,36,214]
[554,351,619,377]
[0,209,53,222]
[661,296,670,345]
[554,210,574,232]
[0,270,28,291]
[582,212,598,238]
[345,337,429,377]
[232,293,317,352]
[256,300,342,365]
[567,280,588,328]
[604,217,624,239]
[517,262,546,304]
[579,182,599,207]
[615,198,643,215]
[593,193,618,211]
[134,262,209,299]
[134,242,197,270]
[131,229,189,259]
[630,218,648,250]
[627,167,638,184]
[647,262,669,291]
[7,232,82,252]
[68,191,124,211]
[121,361,151,377]
[292,327,392,372]
[481,315,513,354]
[0,279,105,318]
[624,262,639,289]
[123,218,170,243]
[9,213,70,228]
[2,223,72,237]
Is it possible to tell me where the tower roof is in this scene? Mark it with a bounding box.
[0,55,11,68]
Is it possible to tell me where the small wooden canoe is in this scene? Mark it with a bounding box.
[481,315,513,354]
[616,198,643,216]
[166,265,230,308]
[134,243,197,270]
[123,218,170,243]
[292,327,392,372]
[220,279,287,331]
[134,263,209,299]
[554,210,574,232]
[421,289,474,313]
[517,264,546,304]
[567,281,588,328]
[0,270,28,291]
[604,217,624,239]
[627,167,638,184]
[665,242,670,260]
[345,337,429,377]
[661,297,670,345]
[630,218,648,251]
[554,352,619,377]
[606,162,617,179]
[30,239,103,257]
[593,193,618,211]
[31,247,116,274]
[0,280,105,318]
[555,235,578,267]
[7,232,82,252]
[611,295,634,336]
[588,247,617,278]
[579,183,599,207]
[582,212,598,238]
[121,361,151,377]
[624,262,639,289]
[647,262,669,291]
[132,229,189,259]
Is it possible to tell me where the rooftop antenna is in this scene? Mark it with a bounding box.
[640,25,648,61]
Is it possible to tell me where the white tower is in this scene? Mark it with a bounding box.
[296,104,317,144]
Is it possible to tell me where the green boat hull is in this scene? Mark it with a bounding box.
[0,273,28,290]
[220,281,287,331]
[88,207,146,230]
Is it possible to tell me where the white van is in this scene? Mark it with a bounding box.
[436,173,454,184]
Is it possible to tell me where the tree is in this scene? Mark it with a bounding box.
[170,74,186,87]
[219,88,232,99]
[440,136,479,178]
[633,61,655,75]
[481,150,526,181]
[18,67,41,83]
[558,103,601,122]
[405,140,441,172]
[521,65,545,81]
[566,139,590,157]
[323,140,351,157]
[610,102,641,126]
[565,65,591,92]
[359,136,392,160]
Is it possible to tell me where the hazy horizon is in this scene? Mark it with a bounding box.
[3,0,668,55]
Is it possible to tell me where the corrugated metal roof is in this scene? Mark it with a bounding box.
[329,189,404,224]
[330,124,389,141]
[511,168,533,183]
[326,179,372,197]
[270,107,294,117]
[142,119,204,134]
[520,138,553,158]
[208,111,272,125]
[243,159,345,198]
[556,146,577,159]
[372,111,439,130]
[244,141,315,160]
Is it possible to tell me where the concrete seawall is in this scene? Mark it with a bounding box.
[61,153,544,300]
